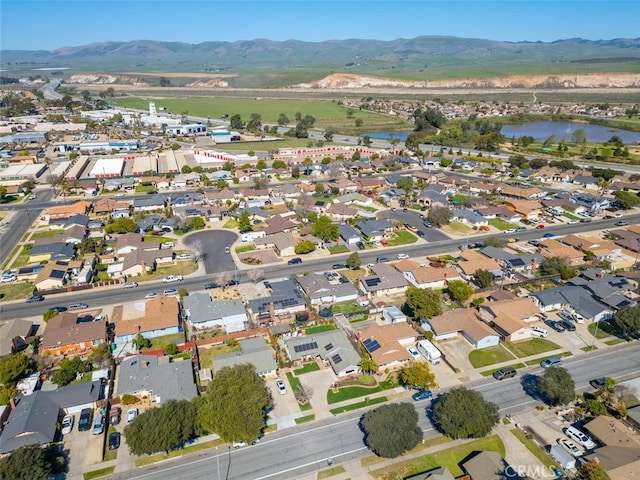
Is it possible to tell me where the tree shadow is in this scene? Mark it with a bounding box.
[520,373,542,402]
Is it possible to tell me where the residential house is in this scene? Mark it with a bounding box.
[456,249,502,280]
[33,259,81,290]
[570,192,610,212]
[422,309,500,349]
[452,208,488,228]
[334,178,358,194]
[205,188,237,205]
[212,337,276,378]
[530,285,613,321]
[355,219,394,243]
[478,297,541,342]
[461,451,511,480]
[338,223,362,244]
[115,233,160,256]
[501,185,544,200]
[132,194,166,212]
[335,192,374,206]
[45,200,91,220]
[358,322,417,369]
[263,215,297,235]
[28,242,76,263]
[325,203,357,222]
[417,185,449,208]
[360,263,408,299]
[0,319,34,357]
[254,232,298,258]
[41,312,106,357]
[115,354,198,404]
[395,260,462,290]
[297,273,359,305]
[561,234,636,271]
[474,205,522,223]
[568,271,636,311]
[583,416,640,480]
[538,239,585,266]
[112,296,181,344]
[502,199,542,220]
[93,198,131,217]
[283,329,361,379]
[182,294,247,333]
[120,248,173,278]
[405,467,455,480]
[247,279,307,324]
[0,392,60,454]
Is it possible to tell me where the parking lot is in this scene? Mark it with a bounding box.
[63,409,108,476]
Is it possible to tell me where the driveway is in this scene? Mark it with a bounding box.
[183,230,238,275]
[63,410,107,479]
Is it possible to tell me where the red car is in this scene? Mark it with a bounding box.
[535,224,545,229]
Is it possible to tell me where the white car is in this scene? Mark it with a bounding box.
[567,220,579,225]
[275,379,287,395]
[407,346,421,361]
[114,193,125,198]
[397,253,410,260]
[571,312,585,324]
[61,414,74,435]
[126,408,138,424]
[123,282,139,289]
[564,426,595,449]
[162,275,183,283]
[144,292,158,299]
[558,437,582,457]
[1,275,17,283]
[531,326,548,338]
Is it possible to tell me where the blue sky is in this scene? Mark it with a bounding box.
[2,1,638,51]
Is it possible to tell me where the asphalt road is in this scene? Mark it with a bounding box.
[2,213,638,319]
[110,342,640,480]
[183,230,238,275]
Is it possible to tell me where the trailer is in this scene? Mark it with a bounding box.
[241,231,266,242]
[417,339,441,365]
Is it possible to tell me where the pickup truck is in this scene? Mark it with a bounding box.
[162,275,183,283]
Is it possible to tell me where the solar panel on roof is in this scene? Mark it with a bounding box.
[364,278,381,287]
[293,341,318,353]
[325,343,333,351]
[331,354,342,364]
[51,270,65,278]
[363,338,381,352]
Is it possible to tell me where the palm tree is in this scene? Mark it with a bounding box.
[359,357,378,375]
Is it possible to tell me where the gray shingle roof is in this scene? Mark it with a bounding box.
[0,392,59,454]
[212,337,276,376]
[183,294,246,324]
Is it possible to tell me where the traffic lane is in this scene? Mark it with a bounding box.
[377,209,451,242]
[183,230,238,275]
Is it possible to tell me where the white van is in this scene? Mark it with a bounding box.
[563,426,595,449]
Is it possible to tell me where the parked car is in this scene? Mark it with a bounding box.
[61,414,74,435]
[144,292,158,299]
[332,263,347,270]
[123,282,139,289]
[571,312,585,323]
[541,356,563,368]
[26,295,45,303]
[563,426,595,449]
[162,275,183,283]
[423,222,433,228]
[287,257,302,265]
[560,320,576,332]
[558,437,582,457]
[109,407,121,425]
[48,306,68,312]
[614,220,629,226]
[77,314,93,323]
[126,408,138,424]
[492,367,517,381]
[375,256,389,263]
[224,246,231,254]
[109,432,121,450]
[232,441,247,449]
[92,414,105,435]
[204,282,220,289]
[531,326,548,338]
[506,237,519,243]
[275,379,287,395]
[528,239,540,246]
[78,408,93,432]
[355,241,365,250]
[416,230,425,237]
[397,253,410,260]
[543,232,555,238]
[545,319,566,332]
[515,227,527,232]
[407,346,421,361]
[0,274,17,283]
[589,377,607,390]
[558,311,573,322]
[163,288,178,296]
[68,303,89,311]
[535,224,545,229]
[412,389,433,401]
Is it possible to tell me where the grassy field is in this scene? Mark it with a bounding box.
[30,229,63,240]
[198,343,242,369]
[386,230,418,246]
[113,97,412,132]
[332,300,365,315]
[503,338,562,358]
[11,244,33,268]
[468,346,516,368]
[133,261,198,282]
[330,396,387,415]
[441,222,474,235]
[140,332,186,353]
[0,282,35,302]
[489,218,517,231]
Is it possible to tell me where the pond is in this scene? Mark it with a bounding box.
[500,121,640,144]
[362,131,412,141]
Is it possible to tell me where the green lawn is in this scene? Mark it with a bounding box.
[83,467,116,480]
[331,300,364,315]
[30,229,64,240]
[293,362,321,375]
[442,222,474,235]
[386,230,418,246]
[330,396,387,414]
[327,375,398,404]
[305,324,337,335]
[135,185,157,193]
[222,219,239,229]
[0,282,35,302]
[317,465,346,479]
[489,218,517,230]
[295,414,316,424]
[605,338,625,346]
[503,338,562,358]
[328,245,349,254]
[198,343,242,369]
[588,321,618,339]
[11,244,33,268]
[563,212,580,220]
[235,245,255,254]
[141,332,186,353]
[133,261,198,282]
[468,346,516,368]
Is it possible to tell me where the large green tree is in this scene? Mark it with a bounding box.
[538,367,575,405]
[609,305,640,338]
[238,211,252,233]
[446,280,474,304]
[51,357,92,387]
[362,403,422,458]
[427,206,452,227]
[311,215,339,242]
[105,217,139,234]
[346,252,361,270]
[399,361,436,390]
[540,256,577,280]
[574,462,610,480]
[124,400,199,455]
[433,387,499,439]
[405,286,442,319]
[294,240,316,254]
[195,364,271,443]
[0,444,51,480]
[0,353,35,387]
[474,269,494,288]
[614,190,640,209]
